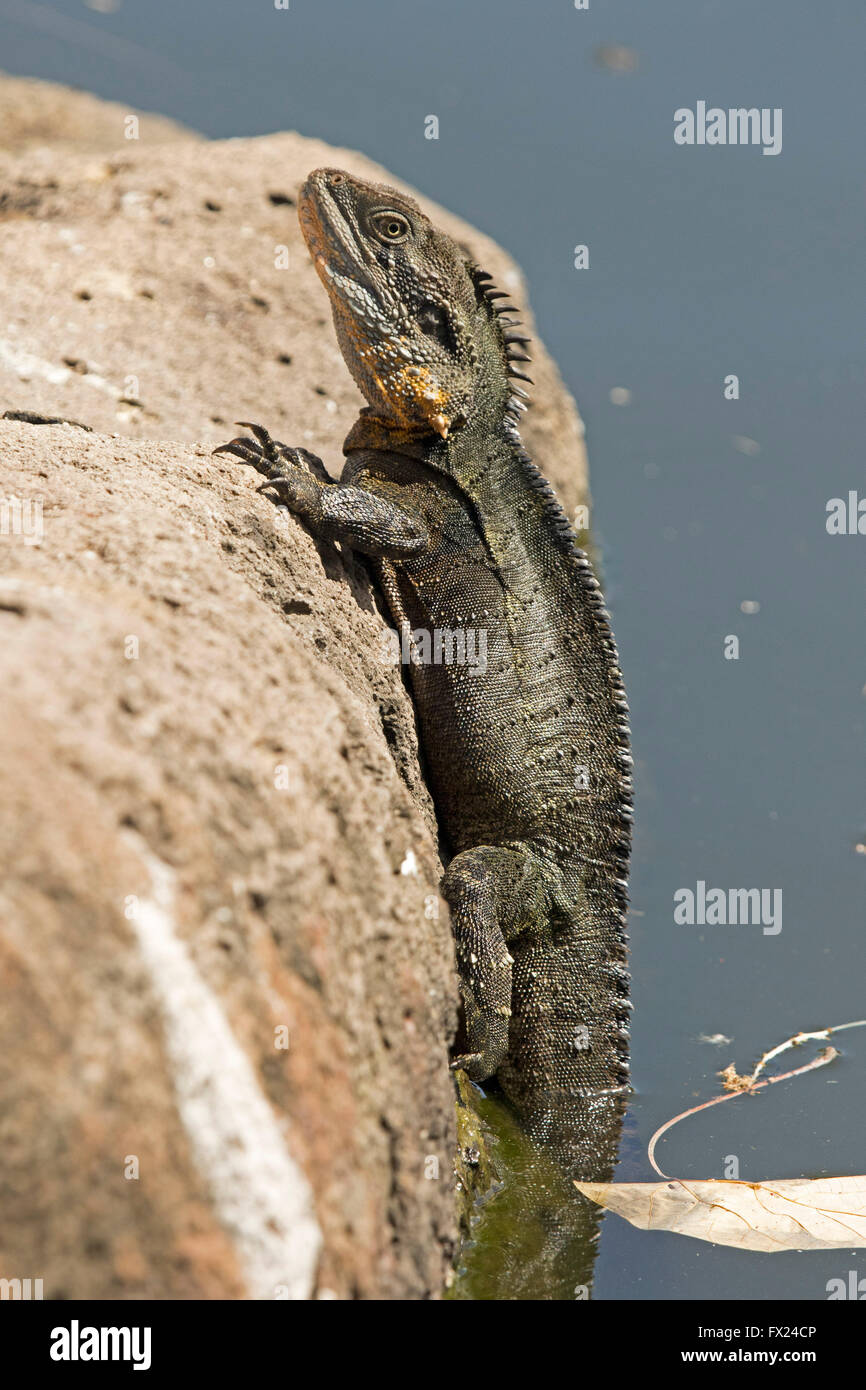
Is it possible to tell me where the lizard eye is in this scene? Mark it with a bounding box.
[370,211,411,243]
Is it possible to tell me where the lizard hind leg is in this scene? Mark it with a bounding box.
[443,844,540,1084]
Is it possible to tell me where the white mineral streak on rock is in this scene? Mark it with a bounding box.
[126,834,322,1299]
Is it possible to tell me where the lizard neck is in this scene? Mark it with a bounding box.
[342,386,530,490]
[343,287,528,479]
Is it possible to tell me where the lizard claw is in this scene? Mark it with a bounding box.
[214,424,284,478]
[215,420,335,491]
[255,475,292,497]
[231,421,282,473]
[450,1052,489,1082]
[213,436,259,460]
[235,420,276,452]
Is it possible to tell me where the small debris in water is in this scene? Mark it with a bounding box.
[732,435,761,456]
[594,45,639,74]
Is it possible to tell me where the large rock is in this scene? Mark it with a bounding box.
[0,75,589,1299]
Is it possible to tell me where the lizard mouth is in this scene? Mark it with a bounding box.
[298,170,385,309]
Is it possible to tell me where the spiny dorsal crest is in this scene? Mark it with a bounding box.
[467,263,535,426]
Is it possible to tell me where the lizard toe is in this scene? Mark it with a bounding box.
[450,1051,495,1083]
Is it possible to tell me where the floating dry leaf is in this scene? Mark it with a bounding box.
[575,1176,866,1252]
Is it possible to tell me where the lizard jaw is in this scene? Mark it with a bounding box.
[301,175,385,305]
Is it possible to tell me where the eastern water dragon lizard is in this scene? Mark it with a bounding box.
[216,169,633,1192]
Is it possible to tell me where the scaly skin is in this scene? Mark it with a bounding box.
[216,169,632,1172]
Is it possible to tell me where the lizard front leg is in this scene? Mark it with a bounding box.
[214,422,429,559]
[443,845,544,1083]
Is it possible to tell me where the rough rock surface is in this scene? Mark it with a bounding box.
[0,74,589,1299]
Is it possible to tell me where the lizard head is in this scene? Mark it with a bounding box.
[298,167,516,441]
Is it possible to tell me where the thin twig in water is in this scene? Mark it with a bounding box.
[647,1017,866,1179]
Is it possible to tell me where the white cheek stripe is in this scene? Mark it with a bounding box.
[125,834,322,1300]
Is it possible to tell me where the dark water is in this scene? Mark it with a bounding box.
[3,0,863,1300]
